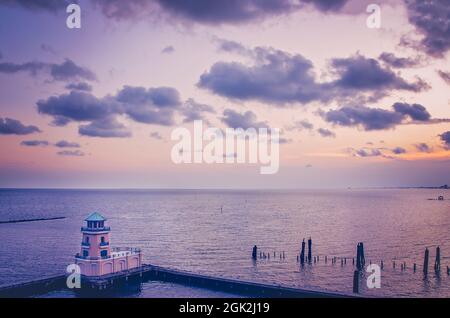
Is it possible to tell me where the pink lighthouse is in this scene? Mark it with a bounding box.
[75,212,142,277]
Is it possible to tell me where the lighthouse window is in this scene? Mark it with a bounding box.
[101,237,105,243]
[101,250,108,258]
[83,250,88,257]
[86,237,89,244]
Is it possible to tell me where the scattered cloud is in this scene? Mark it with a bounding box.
[415,143,432,153]
[0,117,41,135]
[78,116,132,138]
[404,0,450,58]
[199,48,428,106]
[65,82,93,92]
[392,147,407,154]
[55,140,80,148]
[181,98,216,123]
[221,109,268,130]
[322,102,433,131]
[439,131,450,149]
[0,58,96,82]
[57,150,85,157]
[161,45,175,54]
[378,52,422,68]
[437,70,450,85]
[290,119,314,131]
[20,140,48,147]
[317,128,335,138]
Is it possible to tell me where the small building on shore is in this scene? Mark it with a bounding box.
[75,212,142,276]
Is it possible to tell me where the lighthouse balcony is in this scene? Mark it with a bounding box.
[81,226,110,232]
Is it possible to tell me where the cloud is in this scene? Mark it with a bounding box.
[317,128,335,138]
[323,105,404,130]
[79,116,132,138]
[161,45,175,54]
[415,143,432,153]
[292,120,314,131]
[221,109,268,130]
[378,52,422,68]
[150,132,163,140]
[0,117,41,135]
[20,140,48,147]
[322,102,433,131]
[392,147,407,154]
[38,85,184,138]
[392,102,430,121]
[198,48,427,106]
[404,0,450,58]
[350,147,383,158]
[55,140,80,148]
[439,131,450,149]
[437,70,450,85]
[57,150,85,157]
[65,82,93,92]
[181,98,216,123]
[0,0,70,12]
[216,39,248,54]
[0,58,96,82]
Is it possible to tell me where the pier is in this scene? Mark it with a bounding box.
[0,264,354,298]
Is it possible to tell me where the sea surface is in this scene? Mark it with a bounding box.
[0,188,449,298]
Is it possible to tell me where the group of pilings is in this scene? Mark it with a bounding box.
[252,245,286,260]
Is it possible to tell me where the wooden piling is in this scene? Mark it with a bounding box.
[300,239,305,265]
[353,271,359,293]
[434,246,441,272]
[307,238,312,264]
[413,263,416,273]
[252,245,258,260]
[381,261,383,270]
[423,248,429,276]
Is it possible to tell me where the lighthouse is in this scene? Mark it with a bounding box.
[75,212,142,277]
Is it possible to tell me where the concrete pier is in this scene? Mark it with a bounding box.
[0,264,355,298]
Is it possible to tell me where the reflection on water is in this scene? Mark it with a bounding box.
[0,189,449,297]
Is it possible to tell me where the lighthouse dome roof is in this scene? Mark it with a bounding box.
[85,212,107,221]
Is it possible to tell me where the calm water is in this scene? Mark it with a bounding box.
[0,189,449,298]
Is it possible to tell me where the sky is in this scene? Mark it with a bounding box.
[0,0,450,189]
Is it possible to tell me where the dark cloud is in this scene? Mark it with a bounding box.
[57,150,85,157]
[0,0,70,12]
[378,52,422,68]
[181,98,216,123]
[392,102,430,121]
[392,147,407,154]
[349,147,383,158]
[38,85,183,138]
[317,128,335,138]
[437,70,450,85]
[439,131,450,149]
[415,143,432,153]
[55,140,80,148]
[330,55,428,93]
[161,46,175,54]
[221,109,268,130]
[323,105,404,131]
[216,39,248,54]
[79,117,132,138]
[404,0,450,58]
[0,117,41,135]
[20,140,48,147]
[116,86,181,125]
[0,58,96,82]
[37,91,119,125]
[199,48,427,105]
[323,102,433,131]
[65,82,93,92]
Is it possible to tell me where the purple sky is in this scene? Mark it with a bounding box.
[0,0,450,188]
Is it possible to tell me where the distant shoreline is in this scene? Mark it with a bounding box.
[0,217,66,224]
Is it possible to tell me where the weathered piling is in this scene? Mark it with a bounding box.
[381,261,384,270]
[252,245,258,260]
[393,261,396,269]
[308,238,312,264]
[300,239,305,266]
[352,271,359,293]
[325,256,327,264]
[356,243,365,271]
[413,263,416,273]
[434,246,441,272]
[423,248,429,276]
[447,266,449,275]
